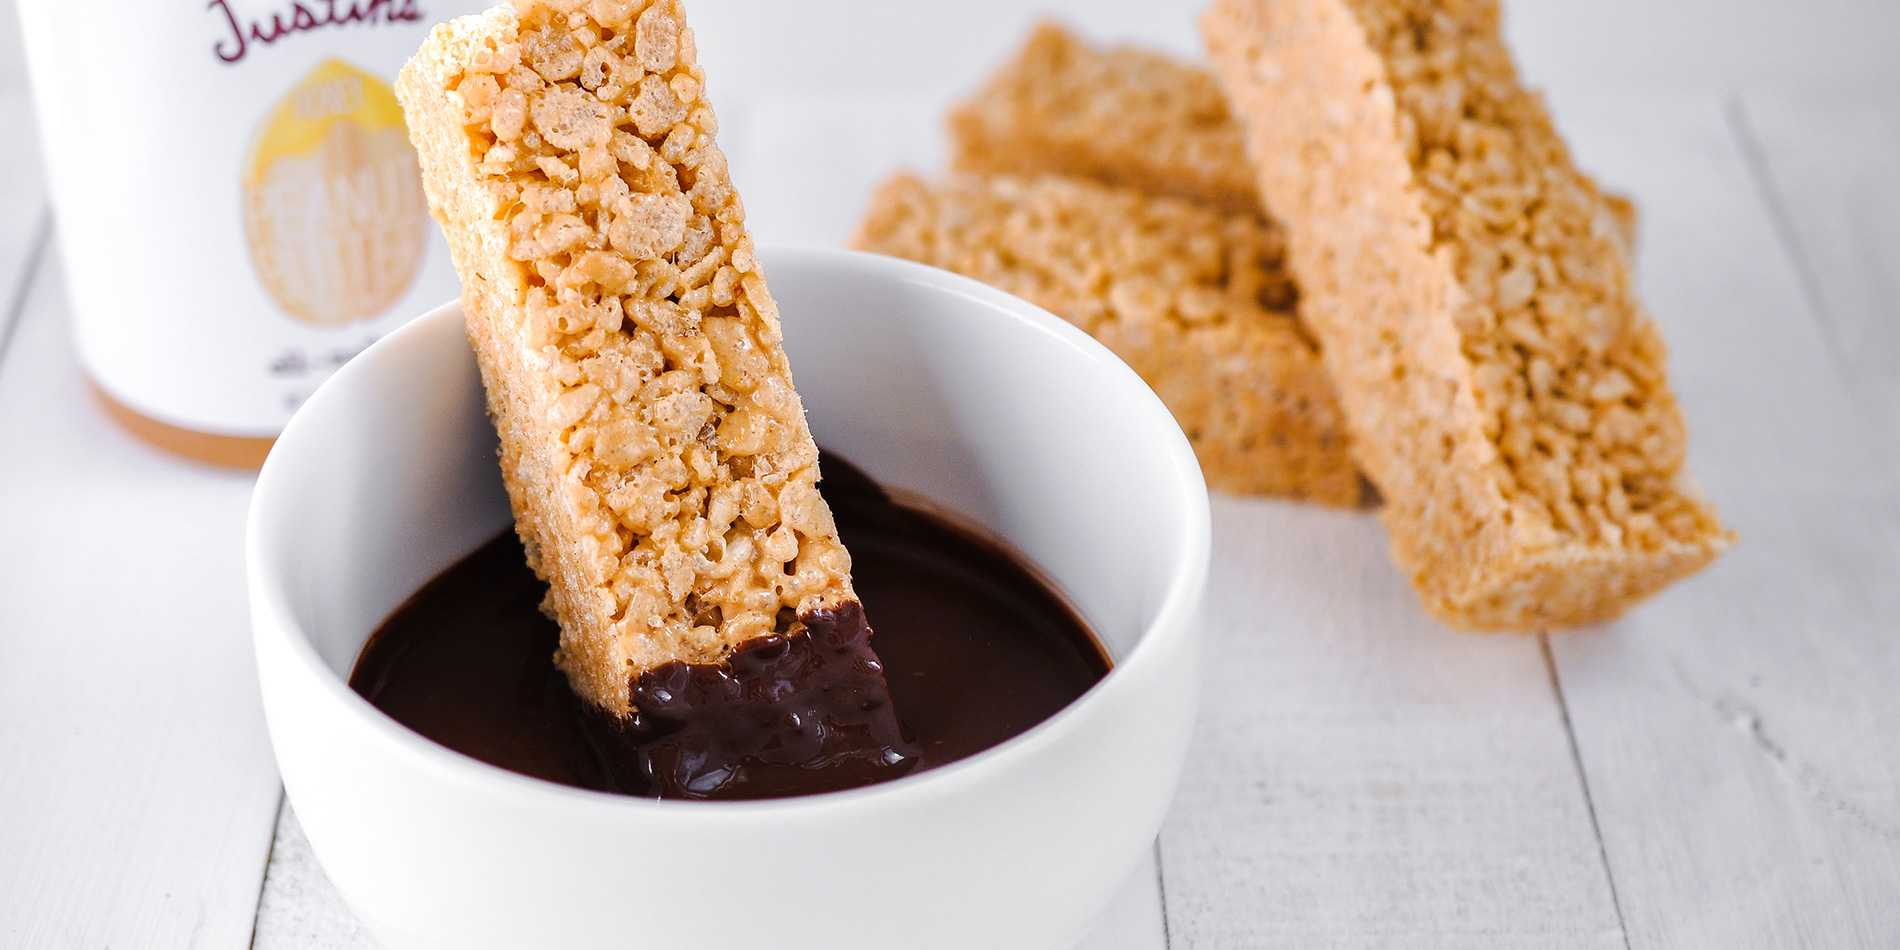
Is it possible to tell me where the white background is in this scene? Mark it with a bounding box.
[6,0,1900,109]
[683,0,1900,96]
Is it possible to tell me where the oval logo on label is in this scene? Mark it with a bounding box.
[242,58,428,327]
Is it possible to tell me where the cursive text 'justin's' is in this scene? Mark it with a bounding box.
[209,0,425,64]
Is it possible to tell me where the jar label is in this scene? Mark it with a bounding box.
[242,58,429,327]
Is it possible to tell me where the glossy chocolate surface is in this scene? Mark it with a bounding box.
[350,451,1110,799]
[586,600,920,799]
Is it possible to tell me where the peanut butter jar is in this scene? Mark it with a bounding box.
[17,0,487,467]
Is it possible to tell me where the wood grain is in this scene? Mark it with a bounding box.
[253,803,377,950]
[1732,93,1900,461]
[1543,91,1900,949]
[0,249,283,949]
[1158,499,1624,949]
[0,30,288,950]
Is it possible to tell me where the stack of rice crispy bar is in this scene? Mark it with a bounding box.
[1200,0,1730,629]
[854,7,1730,630]
[854,23,1367,508]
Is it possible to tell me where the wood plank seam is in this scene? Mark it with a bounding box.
[0,242,285,949]
[1544,92,1900,947]
[247,790,290,950]
[0,208,49,371]
[1722,96,1864,421]
[1157,499,1625,946]
[1539,633,1633,950]
[1726,95,1900,488]
[1151,839,1173,950]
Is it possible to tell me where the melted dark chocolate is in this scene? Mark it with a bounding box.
[587,601,919,799]
[351,450,1109,800]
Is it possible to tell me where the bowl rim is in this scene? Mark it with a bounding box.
[247,244,1211,816]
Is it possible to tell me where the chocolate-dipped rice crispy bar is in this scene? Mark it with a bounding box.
[398,0,912,795]
[853,172,1365,507]
[1202,0,1731,629]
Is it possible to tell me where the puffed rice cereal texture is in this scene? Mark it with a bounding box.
[950,21,1638,257]
[1202,0,1732,630]
[853,171,1366,506]
[949,20,1262,216]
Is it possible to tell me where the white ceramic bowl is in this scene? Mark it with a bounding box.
[248,247,1210,950]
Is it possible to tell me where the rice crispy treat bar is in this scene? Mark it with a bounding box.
[1201,0,1731,630]
[943,22,1639,510]
[948,21,1260,216]
[949,21,1640,252]
[398,0,913,793]
[852,171,1365,507]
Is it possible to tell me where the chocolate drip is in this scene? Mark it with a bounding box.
[585,601,920,800]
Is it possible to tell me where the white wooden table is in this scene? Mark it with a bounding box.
[5,6,1900,950]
